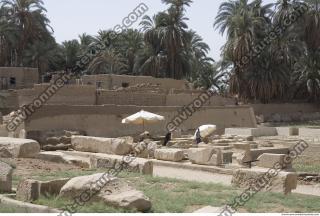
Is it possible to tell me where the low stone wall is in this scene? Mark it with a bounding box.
[24,105,257,138]
[82,74,188,90]
[0,67,39,89]
[225,127,277,137]
[97,91,166,106]
[0,195,59,213]
[0,91,19,114]
[17,84,96,106]
[299,128,320,136]
[14,85,235,107]
[251,103,320,122]
[250,148,290,160]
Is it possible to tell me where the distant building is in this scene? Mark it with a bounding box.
[81,74,191,91]
[0,67,39,90]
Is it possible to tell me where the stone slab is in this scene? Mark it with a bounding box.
[0,161,13,193]
[188,148,222,166]
[61,151,153,175]
[225,127,277,137]
[0,137,40,158]
[232,167,297,194]
[299,128,320,136]
[257,153,292,169]
[276,127,299,136]
[71,136,132,155]
[193,206,224,213]
[251,148,290,160]
[0,195,59,213]
[154,149,184,162]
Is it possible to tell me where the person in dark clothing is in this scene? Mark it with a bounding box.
[163,132,172,146]
[195,129,202,144]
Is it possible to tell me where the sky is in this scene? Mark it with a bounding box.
[45,0,274,61]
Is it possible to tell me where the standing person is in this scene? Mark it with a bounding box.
[235,94,239,106]
[195,128,202,144]
[163,132,172,146]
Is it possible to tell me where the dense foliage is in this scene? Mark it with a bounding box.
[215,0,320,102]
[0,0,319,103]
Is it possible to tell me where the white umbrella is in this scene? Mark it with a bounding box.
[121,110,165,131]
[194,124,217,139]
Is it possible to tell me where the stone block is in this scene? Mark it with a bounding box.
[188,148,222,166]
[225,127,277,137]
[232,143,252,166]
[59,174,151,212]
[16,178,70,202]
[231,167,298,194]
[90,154,153,175]
[257,153,292,169]
[0,161,13,193]
[0,137,40,158]
[39,179,70,196]
[276,127,299,136]
[193,206,225,213]
[154,149,184,162]
[299,128,320,136]
[16,180,40,202]
[250,148,290,160]
[71,136,132,155]
[222,151,233,164]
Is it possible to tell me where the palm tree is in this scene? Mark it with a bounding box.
[23,34,57,79]
[134,44,167,77]
[139,13,168,77]
[140,0,192,79]
[117,29,144,75]
[1,0,53,66]
[0,6,20,66]
[184,30,212,82]
[194,61,227,92]
[291,0,320,101]
[215,0,274,101]
[159,0,191,79]
[88,49,127,75]
[62,40,81,69]
[78,33,94,52]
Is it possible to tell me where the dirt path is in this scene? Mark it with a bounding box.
[154,165,320,197]
[153,165,232,185]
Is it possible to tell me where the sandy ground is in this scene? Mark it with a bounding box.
[3,158,83,179]
[153,165,233,185]
[5,158,320,197]
[154,164,320,197]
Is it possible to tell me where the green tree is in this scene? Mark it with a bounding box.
[1,0,53,66]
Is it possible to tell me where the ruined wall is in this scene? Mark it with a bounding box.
[82,74,188,90]
[165,94,235,106]
[0,91,19,114]
[17,84,96,106]
[15,84,236,107]
[97,91,166,106]
[0,67,39,89]
[251,103,320,122]
[97,91,234,107]
[25,105,257,138]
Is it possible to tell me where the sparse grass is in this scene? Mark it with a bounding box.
[12,175,22,187]
[31,169,104,181]
[244,192,320,213]
[12,168,104,188]
[30,171,320,213]
[293,156,320,173]
[34,195,137,213]
[0,206,19,213]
